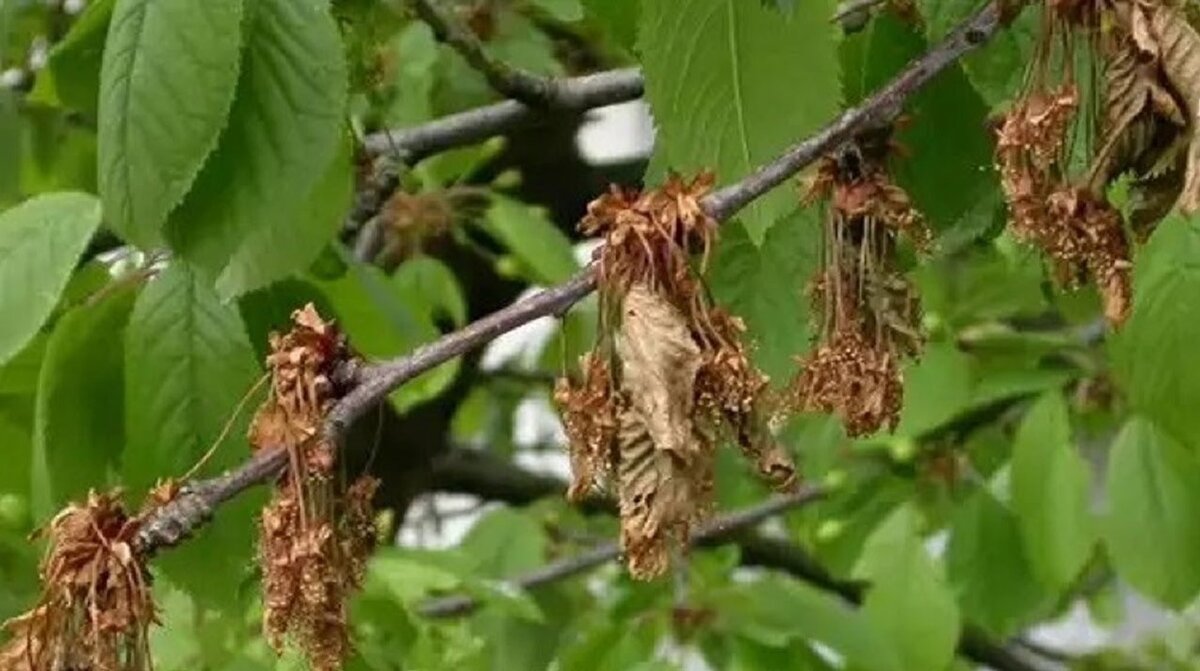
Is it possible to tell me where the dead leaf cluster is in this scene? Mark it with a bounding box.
[789,144,926,437]
[558,174,797,579]
[250,305,378,671]
[994,0,1200,326]
[0,491,155,671]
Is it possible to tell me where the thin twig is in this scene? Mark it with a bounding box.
[416,487,826,618]
[340,0,1004,430]
[362,68,645,162]
[410,0,562,107]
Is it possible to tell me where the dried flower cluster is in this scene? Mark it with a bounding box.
[0,491,155,671]
[250,304,378,671]
[994,0,1200,326]
[557,173,796,579]
[789,145,927,437]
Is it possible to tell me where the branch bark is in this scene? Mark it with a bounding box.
[135,0,1009,557]
[423,449,1056,671]
[417,486,827,617]
[362,68,645,162]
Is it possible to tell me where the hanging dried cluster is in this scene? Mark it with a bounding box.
[0,491,155,671]
[994,0,1200,326]
[556,173,796,580]
[250,305,378,671]
[788,142,928,437]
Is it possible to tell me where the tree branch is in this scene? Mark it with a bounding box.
[424,450,1055,671]
[410,0,571,107]
[135,0,1009,556]
[417,487,827,617]
[362,68,645,162]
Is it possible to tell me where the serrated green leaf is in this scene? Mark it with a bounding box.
[27,0,114,118]
[167,0,348,293]
[481,195,578,285]
[214,138,354,298]
[31,288,136,518]
[1010,392,1094,590]
[709,211,820,383]
[123,263,262,604]
[0,192,101,367]
[947,490,1049,637]
[719,574,903,671]
[366,551,462,605]
[98,0,245,247]
[854,505,960,671]
[1104,417,1200,608]
[0,397,34,499]
[1111,215,1200,450]
[638,0,840,242]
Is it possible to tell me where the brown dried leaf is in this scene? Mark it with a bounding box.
[1146,1,1200,212]
[616,284,703,460]
[0,491,155,671]
[554,353,618,502]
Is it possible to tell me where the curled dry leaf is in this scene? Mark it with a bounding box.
[0,491,155,671]
[1141,0,1200,213]
[615,285,712,579]
[562,172,799,578]
[250,304,377,671]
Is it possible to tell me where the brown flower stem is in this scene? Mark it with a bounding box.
[417,486,827,618]
[135,0,1010,555]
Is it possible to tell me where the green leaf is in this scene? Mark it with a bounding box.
[1104,417,1200,608]
[0,193,102,367]
[214,138,354,298]
[481,195,578,285]
[384,22,438,127]
[895,342,973,437]
[315,258,459,412]
[27,0,114,118]
[393,256,467,327]
[167,0,348,293]
[854,506,961,671]
[582,0,639,49]
[1010,392,1094,590]
[719,574,903,671]
[366,551,462,605]
[709,211,821,383]
[946,490,1049,637]
[637,0,840,242]
[123,263,262,604]
[459,508,548,578]
[98,0,245,248]
[914,0,1039,107]
[841,14,996,232]
[31,288,137,518]
[529,0,583,22]
[1111,215,1200,450]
